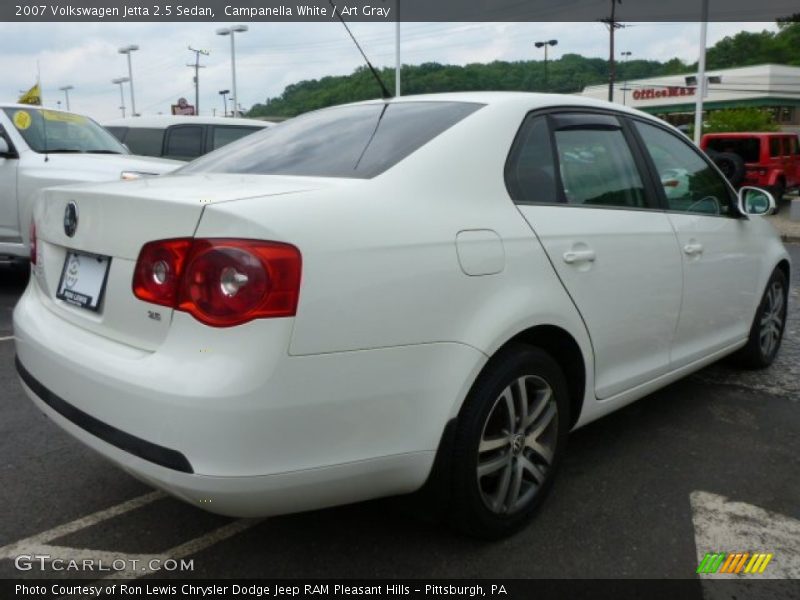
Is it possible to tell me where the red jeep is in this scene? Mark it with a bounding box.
[701,132,800,202]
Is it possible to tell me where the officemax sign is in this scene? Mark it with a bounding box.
[632,87,696,100]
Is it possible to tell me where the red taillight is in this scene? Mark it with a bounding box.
[29,220,37,265]
[132,238,193,307]
[132,238,302,327]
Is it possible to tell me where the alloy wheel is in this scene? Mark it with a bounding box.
[476,375,558,515]
[759,280,785,359]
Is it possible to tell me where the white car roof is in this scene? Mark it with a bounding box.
[330,91,659,122]
[103,115,272,128]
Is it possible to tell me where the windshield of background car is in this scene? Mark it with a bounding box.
[179,101,484,179]
[705,137,761,163]
[3,108,127,154]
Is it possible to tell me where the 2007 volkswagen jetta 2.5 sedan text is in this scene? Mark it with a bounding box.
[13,93,790,538]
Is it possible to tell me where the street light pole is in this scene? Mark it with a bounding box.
[217,25,248,117]
[58,85,74,111]
[219,89,230,117]
[111,77,130,118]
[534,40,558,89]
[118,45,139,116]
[620,51,632,105]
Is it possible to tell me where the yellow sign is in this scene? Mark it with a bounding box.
[18,83,41,106]
[13,110,32,130]
[41,109,87,124]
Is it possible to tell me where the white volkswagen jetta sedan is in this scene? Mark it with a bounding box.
[13,93,790,538]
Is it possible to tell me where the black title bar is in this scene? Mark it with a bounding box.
[5,0,800,22]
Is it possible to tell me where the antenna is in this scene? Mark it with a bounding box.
[328,0,392,99]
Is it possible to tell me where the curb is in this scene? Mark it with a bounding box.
[780,234,800,244]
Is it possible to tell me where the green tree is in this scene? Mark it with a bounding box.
[704,108,779,134]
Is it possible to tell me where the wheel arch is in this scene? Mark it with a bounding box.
[459,324,587,430]
[776,258,791,287]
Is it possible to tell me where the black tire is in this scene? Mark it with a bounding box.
[770,179,786,213]
[713,152,746,187]
[446,344,570,539]
[730,269,788,369]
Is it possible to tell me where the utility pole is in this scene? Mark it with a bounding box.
[187,46,209,115]
[601,0,625,102]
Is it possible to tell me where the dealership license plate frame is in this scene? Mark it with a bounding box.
[56,250,112,312]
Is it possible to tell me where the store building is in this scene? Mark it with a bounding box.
[578,63,800,131]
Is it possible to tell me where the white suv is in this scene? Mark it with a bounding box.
[13,93,790,538]
[0,104,180,264]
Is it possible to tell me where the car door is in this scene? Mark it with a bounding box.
[630,119,763,368]
[508,111,683,399]
[0,127,20,246]
[789,135,800,187]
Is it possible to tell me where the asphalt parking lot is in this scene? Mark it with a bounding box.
[0,246,798,584]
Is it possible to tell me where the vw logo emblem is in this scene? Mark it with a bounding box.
[511,433,525,455]
[64,201,78,237]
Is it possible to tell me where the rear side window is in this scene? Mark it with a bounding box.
[635,120,734,217]
[505,116,559,204]
[705,138,760,163]
[770,138,783,157]
[123,128,165,157]
[165,125,203,160]
[211,126,261,150]
[180,102,483,179]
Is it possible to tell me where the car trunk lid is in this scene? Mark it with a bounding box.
[31,174,322,351]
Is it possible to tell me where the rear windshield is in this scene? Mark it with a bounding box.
[705,137,760,163]
[180,101,483,179]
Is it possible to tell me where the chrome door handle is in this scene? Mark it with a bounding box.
[683,242,704,256]
[563,249,596,264]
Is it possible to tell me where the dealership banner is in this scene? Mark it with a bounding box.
[5,0,800,22]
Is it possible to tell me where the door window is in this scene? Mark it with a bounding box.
[123,128,165,157]
[634,120,734,216]
[553,126,647,208]
[770,137,783,157]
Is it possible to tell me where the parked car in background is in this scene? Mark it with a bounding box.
[15,93,789,539]
[0,104,180,265]
[104,116,271,161]
[701,132,800,202]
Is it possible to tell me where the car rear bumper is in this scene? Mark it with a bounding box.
[13,280,485,516]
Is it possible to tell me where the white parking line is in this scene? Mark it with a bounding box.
[0,336,14,342]
[0,491,165,560]
[0,490,262,580]
[103,518,262,579]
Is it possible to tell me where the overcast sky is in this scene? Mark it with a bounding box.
[0,21,777,121]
